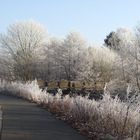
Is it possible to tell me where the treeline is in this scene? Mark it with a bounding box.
[0,20,115,82]
[1,20,140,98]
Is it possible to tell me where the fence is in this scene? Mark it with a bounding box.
[37,80,105,91]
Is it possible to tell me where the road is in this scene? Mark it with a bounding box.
[0,93,87,140]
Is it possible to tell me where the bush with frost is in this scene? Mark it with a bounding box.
[104,79,128,100]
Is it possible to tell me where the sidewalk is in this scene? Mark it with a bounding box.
[0,94,87,140]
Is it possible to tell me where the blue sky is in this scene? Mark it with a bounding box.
[0,0,140,44]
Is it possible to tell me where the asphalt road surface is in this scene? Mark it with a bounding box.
[0,93,87,140]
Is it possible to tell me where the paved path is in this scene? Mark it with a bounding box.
[0,94,87,140]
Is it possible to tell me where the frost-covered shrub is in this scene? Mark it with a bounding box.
[104,79,140,102]
[0,80,139,139]
[104,79,128,100]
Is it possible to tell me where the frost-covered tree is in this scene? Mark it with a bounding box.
[79,45,117,83]
[42,37,64,81]
[0,20,47,81]
[0,48,13,80]
[105,27,140,97]
[60,32,87,81]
